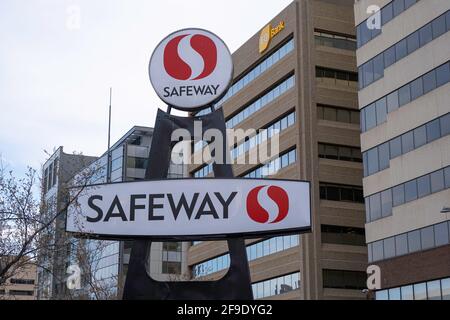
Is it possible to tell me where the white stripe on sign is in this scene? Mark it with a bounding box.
[66,179,311,239]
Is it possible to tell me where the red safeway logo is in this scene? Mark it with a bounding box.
[163,34,217,81]
[246,186,289,224]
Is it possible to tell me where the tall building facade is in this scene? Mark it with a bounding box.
[188,0,367,300]
[0,258,37,300]
[354,0,450,299]
[38,126,188,299]
[37,147,97,299]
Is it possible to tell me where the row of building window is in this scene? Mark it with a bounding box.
[43,157,58,194]
[314,30,356,51]
[193,163,213,178]
[376,277,450,300]
[193,147,296,179]
[363,112,450,177]
[243,148,297,179]
[359,10,449,89]
[162,242,182,275]
[357,0,419,48]
[316,67,358,85]
[9,278,35,285]
[126,156,148,169]
[197,38,295,117]
[321,225,366,247]
[361,61,450,132]
[319,183,364,203]
[323,269,367,290]
[0,289,34,296]
[252,272,300,299]
[365,166,450,223]
[192,235,299,278]
[317,104,360,125]
[231,111,296,161]
[368,221,450,263]
[225,75,295,129]
[318,143,363,163]
[195,111,295,163]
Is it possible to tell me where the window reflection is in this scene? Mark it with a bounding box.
[252,272,300,299]
[192,235,300,278]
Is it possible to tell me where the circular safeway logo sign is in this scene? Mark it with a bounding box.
[149,28,233,111]
[246,186,289,224]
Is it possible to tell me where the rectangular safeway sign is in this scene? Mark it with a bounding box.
[66,178,311,240]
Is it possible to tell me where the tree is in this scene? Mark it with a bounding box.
[0,155,119,300]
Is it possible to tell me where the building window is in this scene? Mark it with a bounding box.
[363,113,450,177]
[8,290,34,296]
[430,170,445,193]
[317,104,360,125]
[369,221,450,263]
[314,30,356,51]
[43,167,48,193]
[376,277,450,300]
[321,225,365,246]
[162,242,182,275]
[322,269,367,290]
[317,67,358,85]
[361,61,450,132]
[127,157,147,169]
[52,158,58,186]
[319,183,364,203]
[242,148,296,179]
[366,165,450,223]
[318,143,362,163]
[193,235,300,278]
[10,278,35,285]
[48,162,53,192]
[252,272,300,299]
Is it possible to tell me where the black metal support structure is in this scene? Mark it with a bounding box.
[122,108,254,300]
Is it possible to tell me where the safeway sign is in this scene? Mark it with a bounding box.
[66,179,311,239]
[149,28,233,111]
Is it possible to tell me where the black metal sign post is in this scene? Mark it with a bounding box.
[122,107,254,300]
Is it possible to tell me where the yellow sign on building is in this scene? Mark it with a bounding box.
[259,21,285,54]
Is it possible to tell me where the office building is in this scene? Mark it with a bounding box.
[0,257,37,300]
[188,0,367,300]
[354,0,450,299]
[37,147,97,299]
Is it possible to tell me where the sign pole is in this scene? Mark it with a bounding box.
[122,107,254,300]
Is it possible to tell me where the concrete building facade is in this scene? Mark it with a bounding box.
[0,259,37,300]
[188,0,367,300]
[37,147,97,299]
[354,0,450,299]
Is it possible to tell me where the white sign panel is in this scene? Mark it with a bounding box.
[66,179,311,239]
[149,28,233,111]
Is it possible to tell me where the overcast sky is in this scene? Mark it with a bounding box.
[0,0,293,177]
